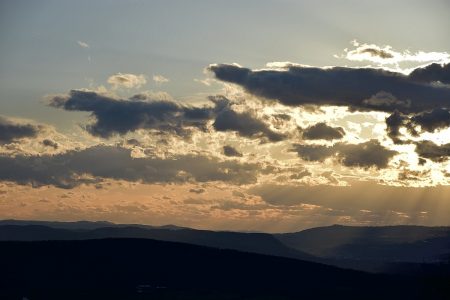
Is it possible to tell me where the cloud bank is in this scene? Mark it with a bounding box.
[209,63,450,113]
[0,145,259,188]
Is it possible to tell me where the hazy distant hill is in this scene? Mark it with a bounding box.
[0,224,316,262]
[275,224,450,263]
[0,219,184,230]
[0,238,445,300]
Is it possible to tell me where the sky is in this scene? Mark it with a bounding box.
[1,0,450,232]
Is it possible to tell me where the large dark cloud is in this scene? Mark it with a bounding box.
[49,91,284,142]
[415,141,450,162]
[49,90,214,138]
[0,116,41,144]
[409,63,450,85]
[291,140,397,169]
[386,108,450,144]
[302,122,345,140]
[0,145,259,188]
[209,63,450,113]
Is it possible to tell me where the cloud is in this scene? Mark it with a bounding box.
[415,141,450,162]
[358,47,394,59]
[333,140,397,169]
[131,90,173,101]
[336,40,450,67]
[386,108,450,143]
[153,75,169,84]
[290,144,335,162]
[48,90,213,138]
[211,96,286,142]
[107,73,147,89]
[0,145,260,188]
[362,91,410,110]
[385,111,409,144]
[49,91,285,142]
[291,139,397,169]
[410,108,450,133]
[208,63,450,114]
[0,116,41,144]
[189,188,205,194]
[77,41,89,48]
[223,145,243,157]
[42,139,58,149]
[289,169,311,180]
[409,63,450,85]
[302,122,345,140]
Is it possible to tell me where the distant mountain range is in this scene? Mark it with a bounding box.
[276,224,450,262]
[1,220,450,273]
[0,219,185,230]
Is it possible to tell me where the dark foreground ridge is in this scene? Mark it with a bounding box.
[0,238,448,300]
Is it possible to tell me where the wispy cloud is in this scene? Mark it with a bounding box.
[77,40,90,48]
[153,74,169,84]
[107,73,147,89]
[335,40,450,68]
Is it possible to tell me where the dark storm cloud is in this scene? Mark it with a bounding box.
[386,108,450,143]
[49,91,285,142]
[0,145,260,188]
[223,145,243,157]
[49,90,214,138]
[291,140,397,169]
[409,63,450,84]
[209,64,450,113]
[0,116,41,144]
[415,141,450,162]
[211,96,286,142]
[411,108,450,132]
[302,122,345,140]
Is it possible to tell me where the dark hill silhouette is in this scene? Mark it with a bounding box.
[0,224,316,262]
[0,238,446,300]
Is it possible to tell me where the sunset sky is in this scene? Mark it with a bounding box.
[1,0,450,232]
